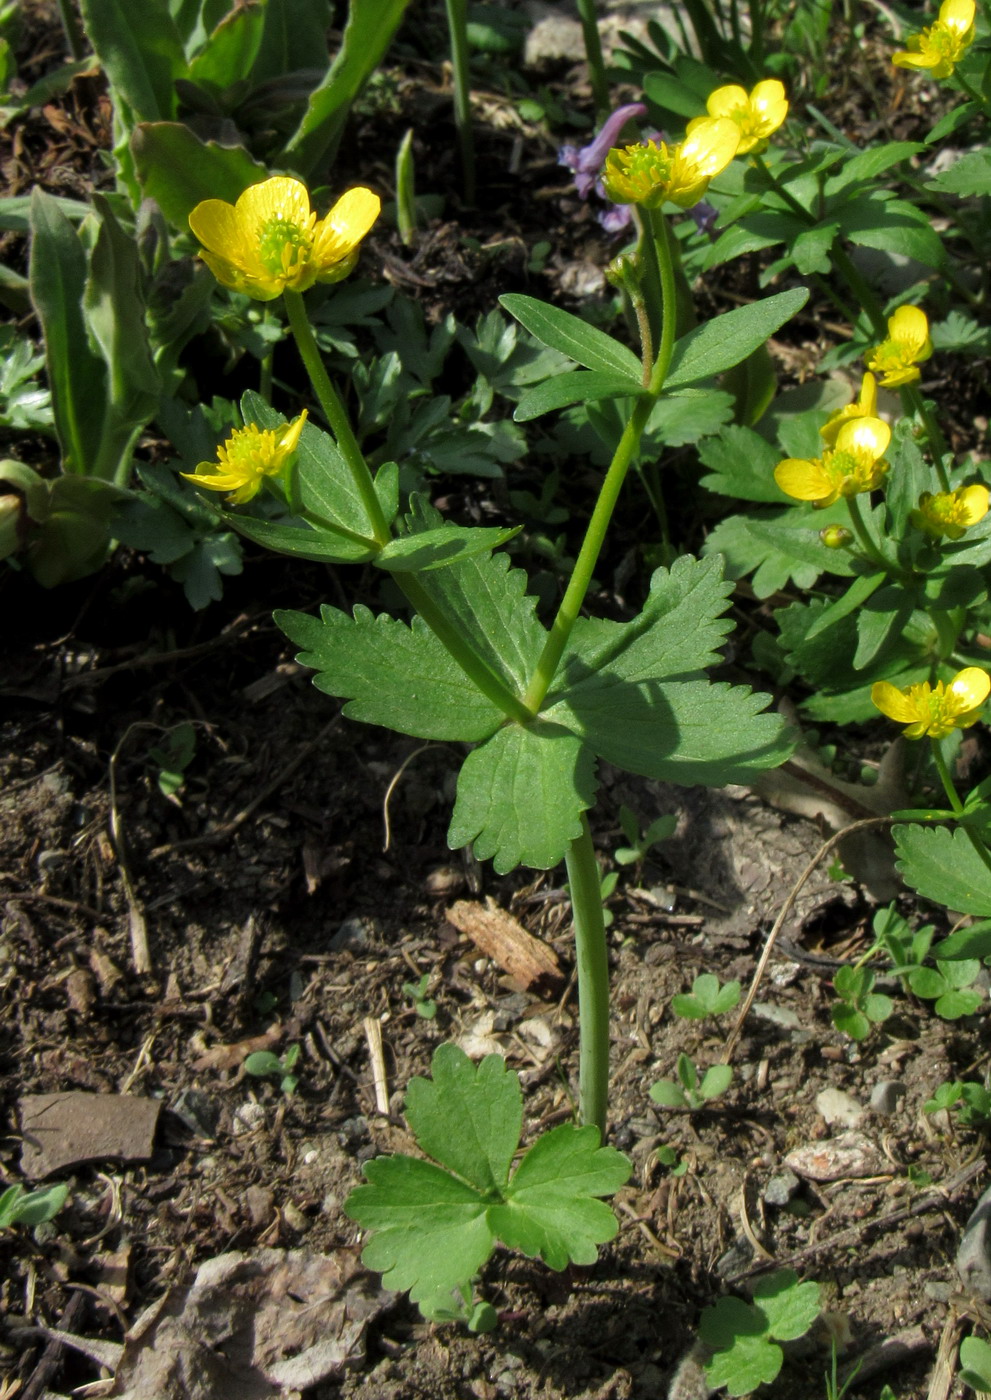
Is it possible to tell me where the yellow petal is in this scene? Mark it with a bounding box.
[836,415,891,459]
[774,457,832,501]
[750,79,788,130]
[236,176,313,231]
[277,410,308,458]
[678,117,741,178]
[889,304,929,348]
[958,484,990,524]
[871,681,922,724]
[706,84,749,119]
[313,186,381,266]
[857,371,878,416]
[939,0,975,33]
[892,49,940,68]
[949,667,991,709]
[189,198,248,258]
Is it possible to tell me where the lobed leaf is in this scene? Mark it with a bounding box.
[405,1045,522,1193]
[894,824,991,916]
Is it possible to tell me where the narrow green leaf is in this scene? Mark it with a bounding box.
[806,571,885,641]
[276,603,504,741]
[894,824,991,915]
[375,523,520,572]
[406,1046,521,1193]
[824,141,926,196]
[931,920,991,961]
[664,288,809,390]
[448,720,598,873]
[228,515,377,563]
[78,0,185,121]
[28,188,107,474]
[513,370,643,422]
[84,194,160,430]
[187,1,266,91]
[499,294,642,378]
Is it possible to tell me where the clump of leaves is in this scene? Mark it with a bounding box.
[650,1053,733,1111]
[0,327,53,431]
[346,1043,630,1322]
[671,973,741,1022]
[699,1270,821,1396]
[244,1045,301,1096]
[925,1079,991,1129]
[614,804,676,866]
[402,973,437,1019]
[831,964,892,1042]
[0,1181,69,1230]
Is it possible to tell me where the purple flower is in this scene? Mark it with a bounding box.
[689,200,719,236]
[559,103,647,201]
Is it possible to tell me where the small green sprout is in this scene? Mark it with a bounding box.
[699,1269,820,1396]
[244,1044,301,1096]
[148,722,197,802]
[925,1078,991,1128]
[907,958,983,1020]
[671,972,741,1022]
[402,973,438,1020]
[959,1335,991,1394]
[0,1181,70,1230]
[656,1143,688,1176]
[831,964,892,1041]
[650,1053,733,1111]
[614,804,676,866]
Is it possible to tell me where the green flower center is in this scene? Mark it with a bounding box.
[221,424,280,475]
[257,217,312,276]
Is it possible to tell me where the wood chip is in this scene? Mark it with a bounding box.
[446,897,564,994]
[192,1024,281,1072]
[19,1092,162,1179]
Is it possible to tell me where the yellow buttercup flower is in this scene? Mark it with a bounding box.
[189,177,380,301]
[182,411,308,505]
[911,484,991,539]
[866,305,933,388]
[601,118,740,208]
[820,372,879,447]
[690,80,788,156]
[893,0,976,78]
[871,666,990,739]
[774,417,891,508]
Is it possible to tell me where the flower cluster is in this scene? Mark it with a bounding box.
[189,177,380,301]
[871,667,991,738]
[601,118,740,209]
[892,0,976,78]
[774,417,891,508]
[866,305,933,388]
[183,412,308,504]
[687,80,789,156]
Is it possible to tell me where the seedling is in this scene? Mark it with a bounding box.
[244,1044,301,1096]
[959,1335,991,1394]
[0,1181,69,1230]
[147,722,197,802]
[906,958,983,1020]
[671,973,741,1023]
[656,1143,688,1176]
[346,1044,629,1322]
[925,1079,991,1129]
[650,1053,733,1111]
[831,964,892,1042]
[614,804,676,866]
[699,1269,821,1396]
[402,973,438,1020]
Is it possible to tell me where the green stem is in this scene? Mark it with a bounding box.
[931,738,965,815]
[845,494,892,574]
[283,288,391,547]
[953,70,991,118]
[55,0,86,59]
[830,245,886,338]
[902,385,951,491]
[574,0,610,112]
[444,0,476,204]
[522,210,677,715]
[564,815,610,1137]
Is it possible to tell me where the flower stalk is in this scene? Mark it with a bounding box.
[565,816,611,1138]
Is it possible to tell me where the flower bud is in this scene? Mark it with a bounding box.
[820,525,853,549]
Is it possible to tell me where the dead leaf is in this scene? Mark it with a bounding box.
[19,1092,161,1179]
[192,1024,281,1072]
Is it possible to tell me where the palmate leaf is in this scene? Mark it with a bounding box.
[276,604,504,742]
[347,1045,630,1315]
[894,824,991,916]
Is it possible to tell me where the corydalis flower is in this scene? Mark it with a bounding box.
[601,118,740,209]
[911,484,990,539]
[189,177,380,301]
[774,417,891,508]
[820,372,879,447]
[182,411,308,505]
[871,666,990,739]
[689,80,788,156]
[866,305,933,388]
[893,0,976,78]
[559,103,647,200]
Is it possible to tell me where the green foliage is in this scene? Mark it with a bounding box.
[346,1044,630,1319]
[925,1079,991,1128]
[147,722,197,801]
[403,973,438,1019]
[671,973,741,1021]
[699,1271,821,1397]
[831,964,892,1042]
[650,1053,733,1110]
[244,1044,301,1095]
[614,804,676,866]
[960,1335,991,1394]
[894,825,991,918]
[0,327,53,431]
[0,1181,70,1230]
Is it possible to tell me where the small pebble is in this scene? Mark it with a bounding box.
[764,1169,800,1206]
[870,1080,907,1116]
[785,1130,885,1182]
[816,1087,866,1130]
[957,1184,991,1299]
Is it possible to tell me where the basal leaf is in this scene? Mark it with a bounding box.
[664,288,808,389]
[488,1123,630,1270]
[702,507,852,597]
[894,824,991,916]
[698,425,784,503]
[448,719,598,873]
[548,677,792,786]
[499,294,642,378]
[513,370,644,422]
[84,194,160,429]
[376,523,520,572]
[349,1155,494,1305]
[277,603,504,741]
[754,1270,821,1341]
[706,1335,783,1397]
[78,0,185,122]
[132,122,268,230]
[406,1045,522,1193]
[228,514,376,562]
